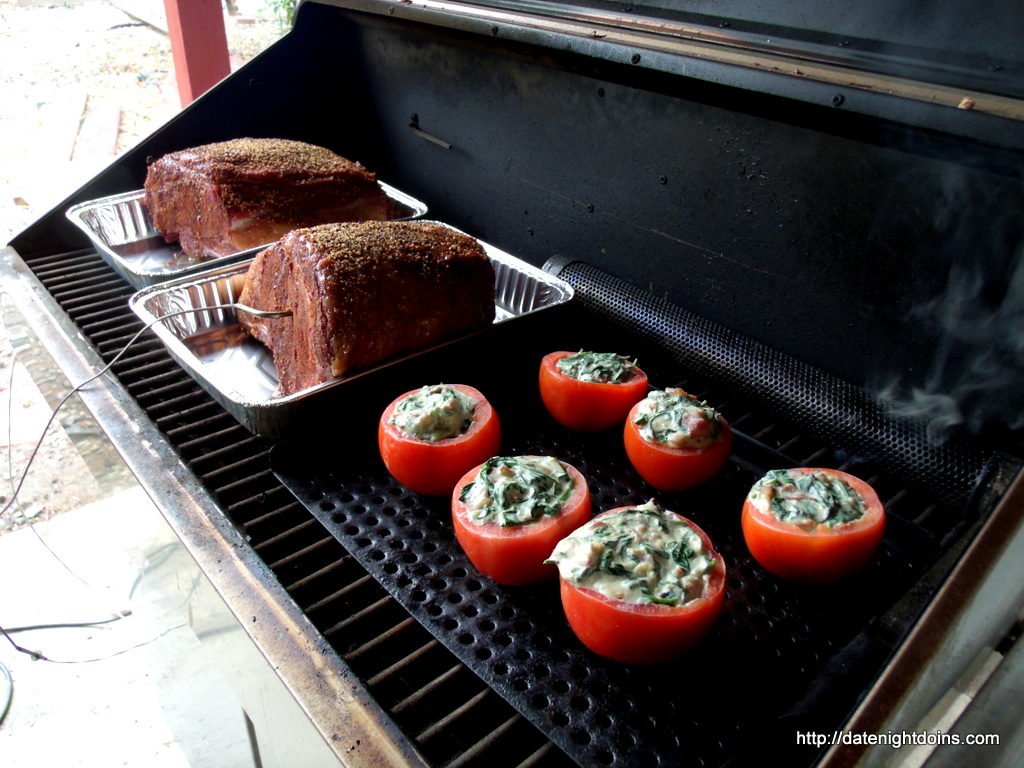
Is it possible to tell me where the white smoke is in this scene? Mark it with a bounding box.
[879,238,1024,443]
[877,163,1024,444]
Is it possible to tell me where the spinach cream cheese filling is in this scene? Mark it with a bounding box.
[557,350,638,384]
[389,384,477,442]
[748,469,867,529]
[460,456,574,527]
[633,388,723,449]
[546,500,716,606]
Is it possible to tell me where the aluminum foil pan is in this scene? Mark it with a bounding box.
[66,182,429,290]
[128,224,574,438]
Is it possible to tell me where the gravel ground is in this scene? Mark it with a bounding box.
[1,0,286,244]
[0,0,286,533]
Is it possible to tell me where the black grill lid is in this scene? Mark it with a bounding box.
[462,0,1024,97]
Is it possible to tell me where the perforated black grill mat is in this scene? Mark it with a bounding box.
[272,359,957,768]
[548,259,990,513]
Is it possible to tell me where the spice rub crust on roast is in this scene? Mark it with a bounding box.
[238,221,496,395]
[143,138,390,259]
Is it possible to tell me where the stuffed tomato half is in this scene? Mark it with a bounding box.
[741,467,886,583]
[539,350,648,431]
[452,456,592,585]
[624,388,732,491]
[378,383,501,496]
[547,501,726,663]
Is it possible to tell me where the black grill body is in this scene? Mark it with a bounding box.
[6,2,1023,767]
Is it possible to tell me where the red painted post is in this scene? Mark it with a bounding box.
[163,0,232,106]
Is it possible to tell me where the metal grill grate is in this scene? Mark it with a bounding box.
[272,380,948,768]
[20,248,1003,768]
[22,248,577,768]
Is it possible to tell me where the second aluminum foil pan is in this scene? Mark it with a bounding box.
[128,224,574,438]
[66,181,428,290]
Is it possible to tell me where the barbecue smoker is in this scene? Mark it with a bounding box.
[3,1,1023,767]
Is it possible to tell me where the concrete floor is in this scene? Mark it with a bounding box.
[0,1,284,764]
[0,304,256,767]
[0,490,245,768]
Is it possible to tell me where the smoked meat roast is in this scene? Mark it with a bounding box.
[143,138,391,259]
[238,221,496,395]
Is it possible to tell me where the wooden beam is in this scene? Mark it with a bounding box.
[162,0,231,106]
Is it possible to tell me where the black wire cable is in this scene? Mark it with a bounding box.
[2,615,127,634]
[0,303,240,666]
[0,658,11,726]
[0,620,185,664]
[0,303,240,520]
[5,348,95,588]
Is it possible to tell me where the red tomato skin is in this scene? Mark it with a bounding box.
[539,351,649,431]
[557,510,726,664]
[378,384,501,497]
[741,468,886,584]
[451,459,592,586]
[623,402,733,491]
